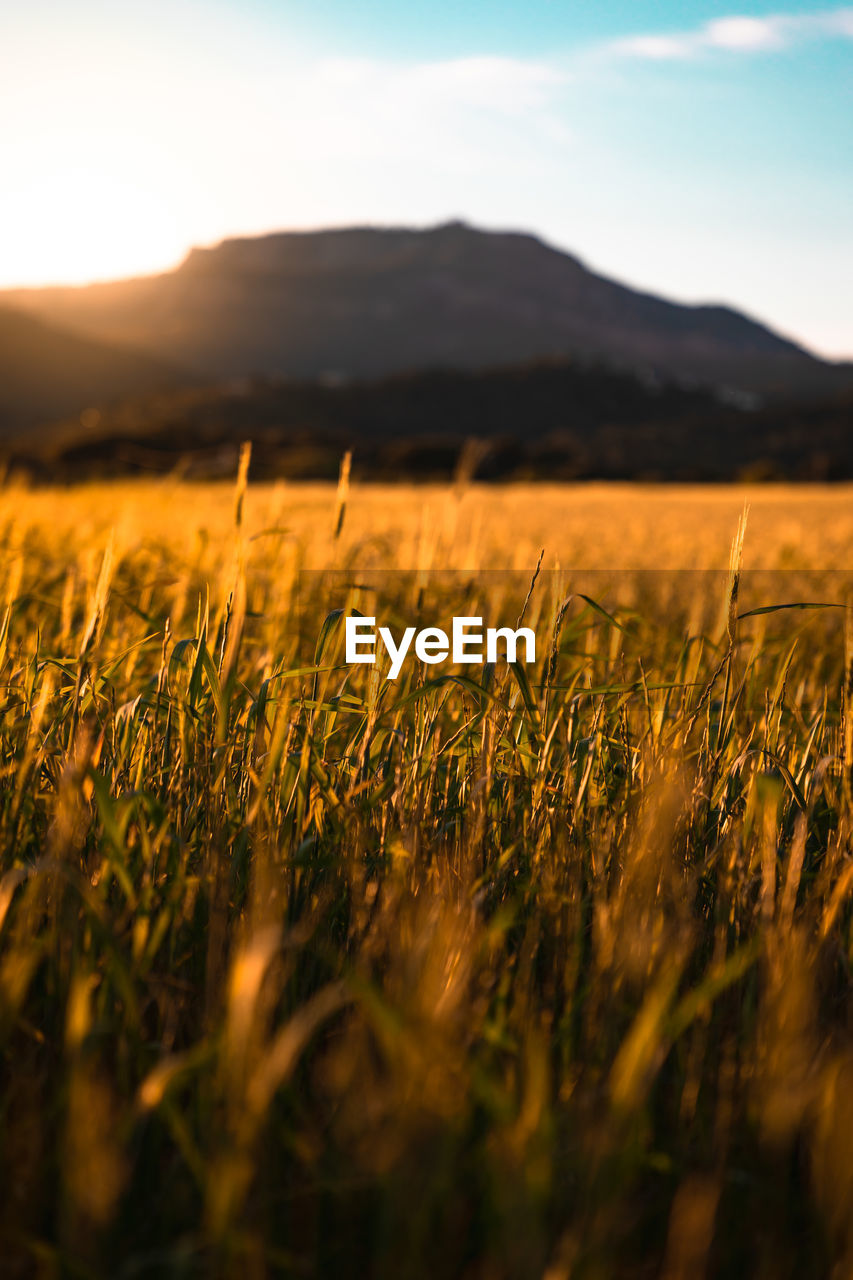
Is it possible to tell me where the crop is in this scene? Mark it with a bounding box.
[0,470,850,1278]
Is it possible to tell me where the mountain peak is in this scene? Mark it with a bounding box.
[1,220,838,398]
[178,219,579,279]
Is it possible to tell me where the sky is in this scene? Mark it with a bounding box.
[1,0,851,356]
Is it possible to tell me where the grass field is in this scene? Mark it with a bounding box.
[0,474,851,1278]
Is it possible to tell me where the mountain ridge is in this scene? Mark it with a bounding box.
[3,220,848,400]
[0,306,188,432]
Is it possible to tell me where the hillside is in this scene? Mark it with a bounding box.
[0,307,187,431]
[4,221,849,399]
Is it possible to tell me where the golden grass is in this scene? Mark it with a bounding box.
[5,479,852,570]
[0,475,849,1278]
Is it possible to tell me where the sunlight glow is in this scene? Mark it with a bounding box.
[0,4,850,354]
[3,172,187,287]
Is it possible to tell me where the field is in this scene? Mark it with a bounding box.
[0,474,851,1279]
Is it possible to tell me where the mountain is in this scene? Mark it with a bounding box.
[0,307,187,432]
[3,221,849,400]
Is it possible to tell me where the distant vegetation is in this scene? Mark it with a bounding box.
[6,361,852,483]
[0,307,184,430]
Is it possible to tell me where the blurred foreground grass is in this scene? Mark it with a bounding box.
[0,475,851,1278]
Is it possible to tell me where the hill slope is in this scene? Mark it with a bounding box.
[0,307,187,431]
[4,222,847,398]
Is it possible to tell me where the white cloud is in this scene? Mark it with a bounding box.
[314,55,569,116]
[705,17,788,49]
[824,7,853,32]
[404,56,567,112]
[271,54,573,174]
[613,34,694,60]
[610,7,853,60]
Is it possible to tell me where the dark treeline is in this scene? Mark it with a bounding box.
[8,359,853,482]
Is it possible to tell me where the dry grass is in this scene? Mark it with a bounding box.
[0,475,850,1278]
[6,479,852,569]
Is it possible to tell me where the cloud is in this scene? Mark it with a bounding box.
[825,7,853,32]
[609,7,853,60]
[705,17,789,49]
[278,54,574,173]
[316,55,569,115]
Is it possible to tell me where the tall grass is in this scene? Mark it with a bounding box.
[0,474,849,1278]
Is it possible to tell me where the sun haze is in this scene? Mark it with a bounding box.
[2,0,852,356]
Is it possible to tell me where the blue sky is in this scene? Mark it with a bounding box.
[2,0,851,355]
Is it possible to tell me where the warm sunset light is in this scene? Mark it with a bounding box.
[6,171,187,288]
[2,1,852,354]
[2,5,852,1276]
